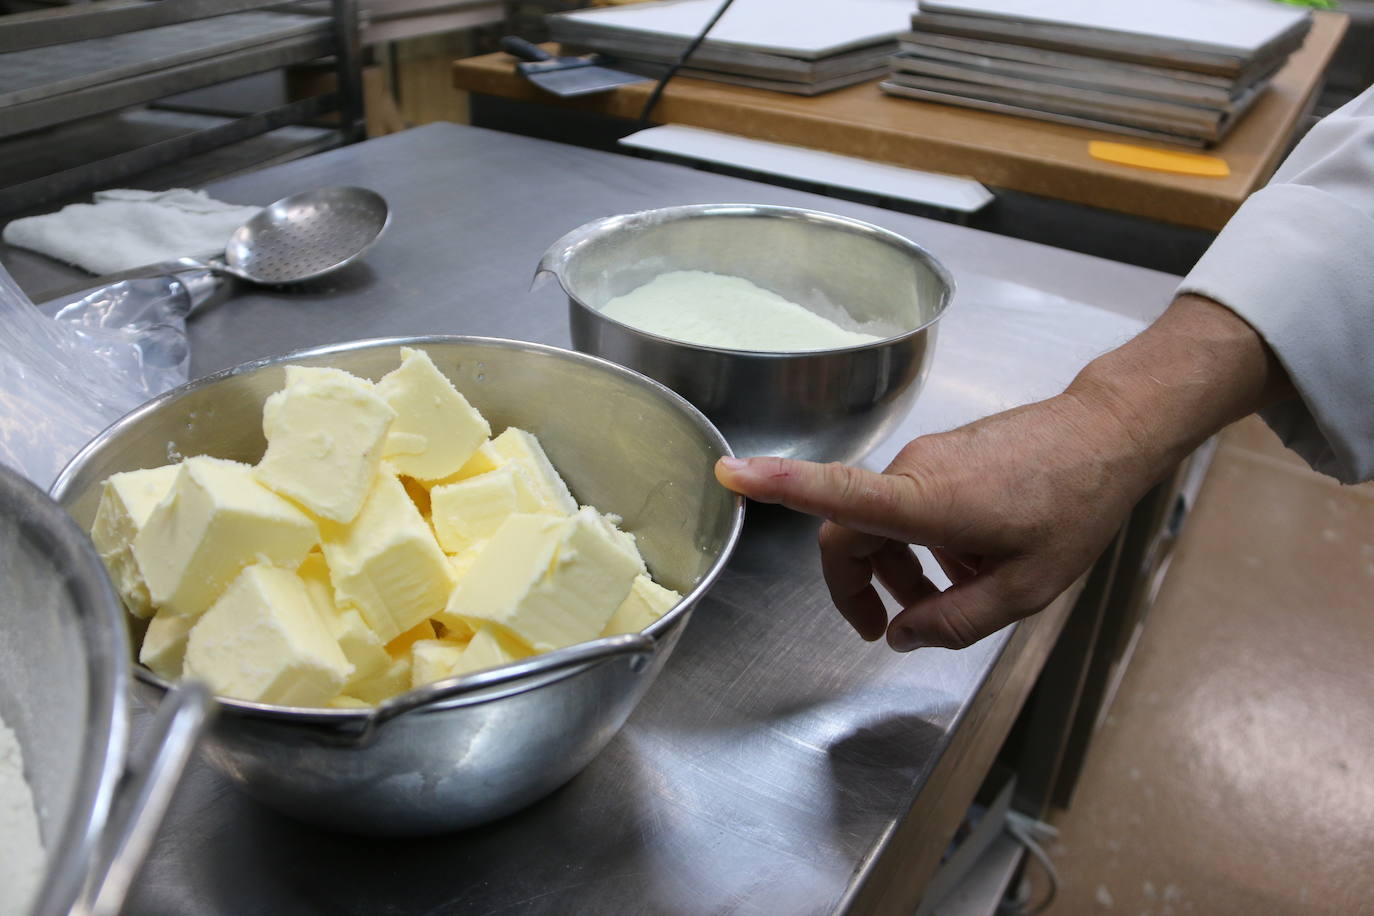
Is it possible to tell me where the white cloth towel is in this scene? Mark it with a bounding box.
[2,188,261,275]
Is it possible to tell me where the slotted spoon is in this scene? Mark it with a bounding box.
[38,187,391,327]
[200,185,390,285]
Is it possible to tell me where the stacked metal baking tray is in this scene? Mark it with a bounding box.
[881,0,1312,146]
[0,11,333,140]
[0,0,358,215]
[547,0,910,96]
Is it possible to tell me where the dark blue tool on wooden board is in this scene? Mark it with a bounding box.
[500,35,651,97]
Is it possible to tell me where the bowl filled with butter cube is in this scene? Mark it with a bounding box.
[51,336,743,835]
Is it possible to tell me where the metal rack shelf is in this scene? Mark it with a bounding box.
[0,0,361,216]
[0,0,286,51]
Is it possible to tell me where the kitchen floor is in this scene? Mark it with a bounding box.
[1035,416,1374,915]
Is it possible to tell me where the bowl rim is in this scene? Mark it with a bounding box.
[1,464,131,915]
[547,202,956,357]
[51,334,746,725]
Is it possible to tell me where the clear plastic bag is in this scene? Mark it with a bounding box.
[0,263,191,487]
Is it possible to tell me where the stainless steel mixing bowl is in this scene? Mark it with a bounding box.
[51,336,744,836]
[540,203,955,464]
[0,465,207,916]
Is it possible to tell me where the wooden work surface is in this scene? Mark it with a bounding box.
[453,12,1345,231]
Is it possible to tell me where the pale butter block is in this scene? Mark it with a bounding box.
[334,609,391,686]
[254,366,396,524]
[410,638,473,688]
[329,695,371,709]
[489,428,577,515]
[298,553,389,684]
[386,618,436,657]
[593,510,647,576]
[452,625,534,677]
[399,476,432,519]
[603,575,681,636]
[183,565,352,707]
[438,617,477,641]
[430,466,545,553]
[439,507,641,651]
[348,654,412,704]
[424,442,505,491]
[448,540,486,584]
[377,348,490,482]
[90,465,179,618]
[440,544,483,641]
[139,609,196,680]
[319,471,455,642]
[452,442,503,480]
[134,457,318,620]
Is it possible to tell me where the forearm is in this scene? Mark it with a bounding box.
[1065,294,1296,481]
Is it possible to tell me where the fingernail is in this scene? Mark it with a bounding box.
[889,626,925,653]
[718,456,747,470]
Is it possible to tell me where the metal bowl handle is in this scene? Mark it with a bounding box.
[77,682,212,916]
[368,633,657,732]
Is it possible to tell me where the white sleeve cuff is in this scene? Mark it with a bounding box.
[1177,183,1374,484]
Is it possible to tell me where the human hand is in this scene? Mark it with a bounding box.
[714,390,1158,651]
[714,293,1294,652]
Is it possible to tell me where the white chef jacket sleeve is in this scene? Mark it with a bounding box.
[1177,84,1374,484]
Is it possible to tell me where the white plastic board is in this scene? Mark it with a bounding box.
[619,125,994,213]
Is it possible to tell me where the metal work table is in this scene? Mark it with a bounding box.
[3,124,1178,914]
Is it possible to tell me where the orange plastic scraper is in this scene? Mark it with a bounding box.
[1089,141,1230,177]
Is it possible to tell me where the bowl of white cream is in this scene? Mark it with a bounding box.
[538,204,953,463]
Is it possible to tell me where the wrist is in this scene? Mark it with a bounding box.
[1065,294,1292,483]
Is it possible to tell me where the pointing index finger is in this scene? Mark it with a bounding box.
[714,455,946,544]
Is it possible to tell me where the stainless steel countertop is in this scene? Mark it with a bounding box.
[3,123,1179,915]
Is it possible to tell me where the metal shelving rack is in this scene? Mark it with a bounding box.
[0,0,364,215]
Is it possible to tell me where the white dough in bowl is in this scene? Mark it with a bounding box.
[0,714,44,914]
[599,270,881,352]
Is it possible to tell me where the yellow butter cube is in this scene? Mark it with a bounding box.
[424,442,504,491]
[328,695,371,709]
[254,366,396,524]
[333,609,391,686]
[410,638,473,688]
[90,465,179,618]
[133,457,318,620]
[600,512,647,576]
[139,609,196,680]
[377,348,490,482]
[429,466,546,553]
[439,508,641,651]
[298,553,389,685]
[348,654,413,704]
[319,471,455,642]
[603,574,681,636]
[399,476,432,519]
[448,540,486,584]
[452,625,534,677]
[489,428,577,515]
[437,618,477,642]
[386,618,436,657]
[452,441,503,481]
[183,565,352,706]
[440,545,483,641]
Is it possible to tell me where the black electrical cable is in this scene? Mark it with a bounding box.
[636,0,739,128]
